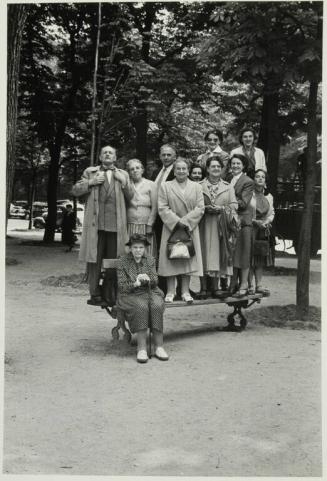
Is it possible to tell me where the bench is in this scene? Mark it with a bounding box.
[100,259,269,341]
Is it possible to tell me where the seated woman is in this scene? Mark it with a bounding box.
[248,169,275,295]
[189,163,205,182]
[126,158,157,257]
[116,233,168,364]
[230,127,266,179]
[229,153,255,297]
[158,158,205,303]
[198,156,238,298]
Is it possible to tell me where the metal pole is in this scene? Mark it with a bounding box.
[73,160,78,230]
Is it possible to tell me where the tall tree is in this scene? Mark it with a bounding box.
[7,4,28,222]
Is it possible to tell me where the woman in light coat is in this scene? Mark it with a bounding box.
[230,127,266,179]
[158,158,205,303]
[248,169,275,295]
[198,156,238,298]
[126,158,158,257]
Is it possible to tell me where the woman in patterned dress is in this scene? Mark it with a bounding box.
[198,156,238,298]
[116,233,168,364]
[126,158,158,257]
[248,169,275,295]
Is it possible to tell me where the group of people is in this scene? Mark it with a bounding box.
[72,127,275,363]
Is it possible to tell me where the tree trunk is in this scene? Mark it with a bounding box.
[296,80,318,315]
[90,2,101,167]
[28,168,37,230]
[6,5,28,223]
[257,79,280,197]
[134,108,148,164]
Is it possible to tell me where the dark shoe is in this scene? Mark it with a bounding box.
[248,286,256,295]
[195,290,208,300]
[212,289,227,299]
[256,287,270,296]
[87,296,108,307]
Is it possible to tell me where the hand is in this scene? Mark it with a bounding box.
[89,171,105,186]
[138,273,150,282]
[113,168,126,185]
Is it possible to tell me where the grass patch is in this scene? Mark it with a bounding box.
[250,304,321,330]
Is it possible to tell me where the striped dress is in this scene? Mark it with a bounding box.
[116,253,165,333]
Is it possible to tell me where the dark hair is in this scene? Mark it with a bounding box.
[239,127,256,145]
[254,169,270,195]
[254,168,267,179]
[206,156,224,169]
[189,163,205,180]
[204,129,224,144]
[230,153,249,171]
[125,233,151,247]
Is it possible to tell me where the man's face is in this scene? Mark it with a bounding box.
[100,146,116,168]
[160,146,176,168]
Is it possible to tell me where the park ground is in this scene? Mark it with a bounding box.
[3,219,322,476]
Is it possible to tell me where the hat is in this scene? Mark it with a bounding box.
[125,233,151,247]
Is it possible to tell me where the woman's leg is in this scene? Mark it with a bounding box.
[153,329,163,348]
[136,329,147,352]
[166,276,176,296]
[254,266,263,288]
[240,268,250,290]
[181,275,191,294]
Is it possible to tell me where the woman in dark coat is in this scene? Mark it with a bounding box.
[229,154,255,297]
[116,233,168,363]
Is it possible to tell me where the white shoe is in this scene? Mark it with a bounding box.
[137,350,148,363]
[181,292,193,304]
[155,346,169,361]
[165,293,175,303]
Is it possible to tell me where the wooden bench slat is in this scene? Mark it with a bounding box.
[164,294,264,308]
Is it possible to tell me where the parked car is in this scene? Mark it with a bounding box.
[9,203,29,219]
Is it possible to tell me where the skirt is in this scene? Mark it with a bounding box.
[127,223,157,258]
[117,287,165,333]
[252,226,275,268]
[233,225,252,269]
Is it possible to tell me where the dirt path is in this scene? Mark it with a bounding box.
[4,235,321,476]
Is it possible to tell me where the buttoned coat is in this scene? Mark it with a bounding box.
[199,179,238,274]
[233,173,255,226]
[72,165,133,263]
[158,178,205,276]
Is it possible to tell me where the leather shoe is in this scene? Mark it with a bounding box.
[155,346,169,361]
[137,350,149,363]
[87,296,108,307]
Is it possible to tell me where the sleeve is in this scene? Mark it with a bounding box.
[228,185,238,211]
[120,170,134,200]
[71,169,92,197]
[263,194,275,225]
[237,179,254,210]
[116,258,136,294]
[147,181,158,226]
[158,183,180,231]
[180,184,205,231]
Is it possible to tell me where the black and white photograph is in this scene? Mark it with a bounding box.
[3,0,323,476]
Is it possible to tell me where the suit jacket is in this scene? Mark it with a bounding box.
[151,165,175,182]
[233,173,255,226]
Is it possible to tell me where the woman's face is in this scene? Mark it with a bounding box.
[128,162,143,182]
[190,167,203,182]
[241,131,255,148]
[207,160,222,179]
[206,133,220,152]
[174,161,189,182]
[231,157,244,176]
[130,242,145,261]
[254,170,266,187]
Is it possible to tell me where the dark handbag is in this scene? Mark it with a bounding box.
[167,224,195,259]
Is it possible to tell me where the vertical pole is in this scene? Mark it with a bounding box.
[90,2,102,166]
[73,160,78,230]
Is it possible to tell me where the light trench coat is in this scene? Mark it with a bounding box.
[199,179,238,275]
[158,179,205,277]
[72,165,133,263]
